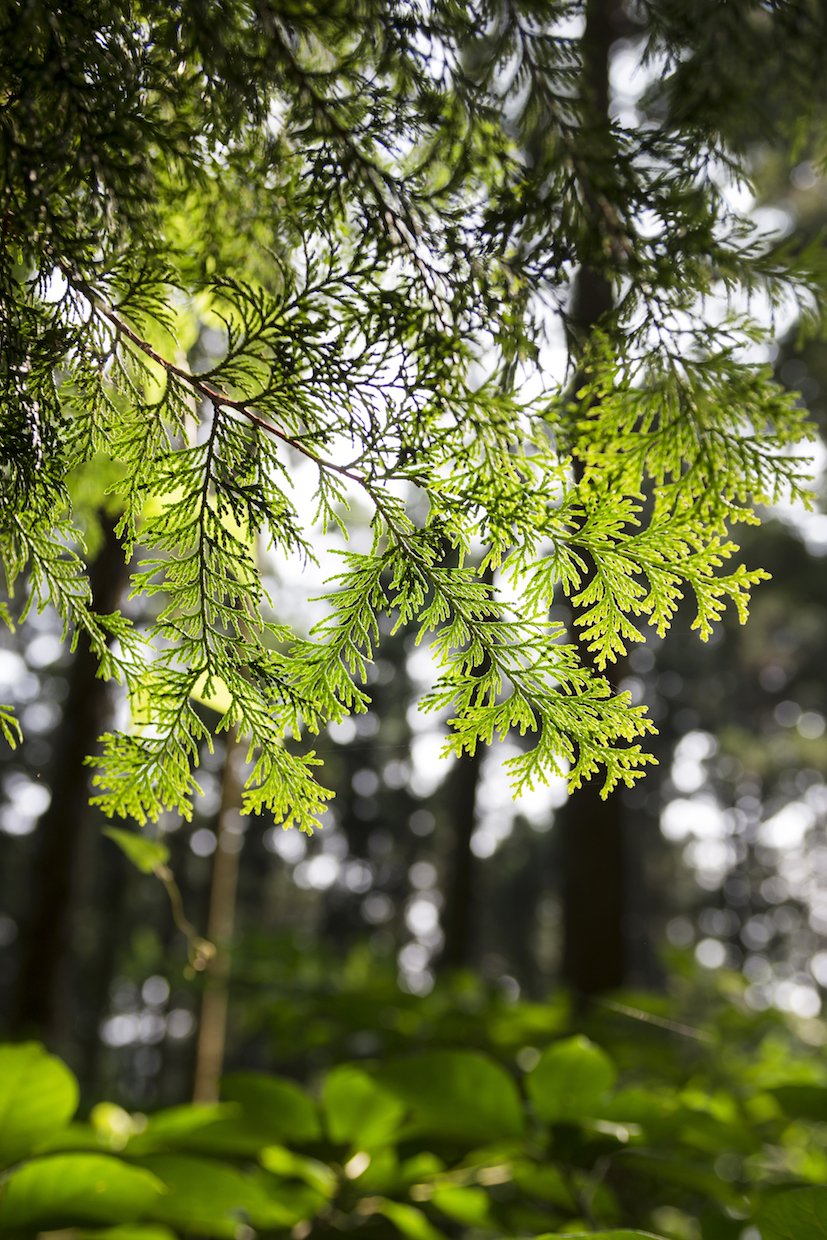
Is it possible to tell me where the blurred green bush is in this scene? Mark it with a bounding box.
[5,974,827,1240]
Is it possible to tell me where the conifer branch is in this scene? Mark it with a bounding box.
[68,273,374,492]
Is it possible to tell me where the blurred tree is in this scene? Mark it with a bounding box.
[533,0,827,996]
[647,518,827,1019]
[10,510,128,1050]
[626,70,827,1017]
[4,0,827,1065]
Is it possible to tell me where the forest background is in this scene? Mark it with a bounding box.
[7,1,827,1239]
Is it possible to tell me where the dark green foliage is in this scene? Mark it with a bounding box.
[758,1187,827,1240]
[5,974,827,1240]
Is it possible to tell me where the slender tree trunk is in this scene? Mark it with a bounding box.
[12,513,126,1045]
[440,745,485,971]
[439,565,494,972]
[560,0,629,1000]
[561,761,627,995]
[76,835,128,1095]
[192,726,245,1102]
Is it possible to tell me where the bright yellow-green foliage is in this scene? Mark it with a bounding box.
[2,0,827,828]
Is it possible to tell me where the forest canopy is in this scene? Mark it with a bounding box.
[2,0,827,833]
[8,6,827,1240]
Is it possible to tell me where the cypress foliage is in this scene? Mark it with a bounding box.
[1,1,826,835]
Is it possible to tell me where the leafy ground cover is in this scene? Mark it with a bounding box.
[5,977,827,1240]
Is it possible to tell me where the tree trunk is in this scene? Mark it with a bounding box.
[440,745,485,971]
[439,565,493,972]
[560,0,629,1000]
[76,833,128,1096]
[12,513,127,1046]
[192,726,245,1102]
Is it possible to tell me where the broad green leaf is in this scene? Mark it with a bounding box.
[221,1072,321,1144]
[324,1065,405,1147]
[672,1107,757,1156]
[526,1035,616,1122]
[0,1042,79,1168]
[0,1154,164,1230]
[601,1089,679,1125]
[344,1146,398,1192]
[511,1162,577,1210]
[121,1104,235,1156]
[155,1118,284,1159]
[378,1051,525,1142]
[757,1187,827,1240]
[535,1233,667,1239]
[34,1121,103,1154]
[379,1199,448,1240]
[257,1175,329,1222]
[621,1153,741,1207]
[771,1086,827,1122]
[103,828,169,875]
[486,997,570,1048]
[400,1152,445,1182]
[259,1145,337,1197]
[138,1154,303,1237]
[431,1186,492,1227]
[78,1227,178,1240]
